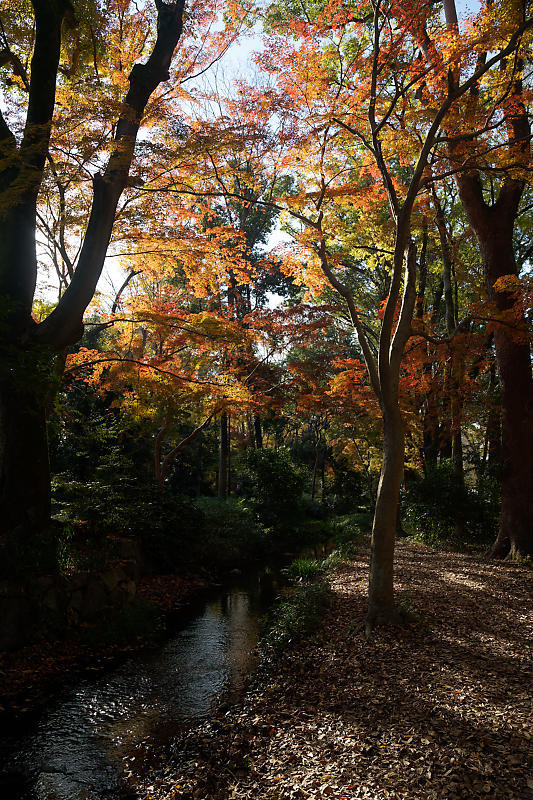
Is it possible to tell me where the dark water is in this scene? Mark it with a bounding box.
[0,566,283,800]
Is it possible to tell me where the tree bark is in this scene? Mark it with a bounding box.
[0,356,51,535]
[367,404,405,632]
[482,224,533,558]
[484,361,502,473]
[253,414,263,449]
[454,174,533,557]
[441,0,533,558]
[218,412,229,500]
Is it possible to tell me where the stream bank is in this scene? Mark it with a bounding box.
[0,557,297,800]
[0,571,211,715]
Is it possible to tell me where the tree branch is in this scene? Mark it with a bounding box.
[35,0,186,349]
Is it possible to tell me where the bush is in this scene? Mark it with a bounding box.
[52,474,203,571]
[299,495,327,520]
[286,557,325,581]
[240,448,305,529]
[402,461,499,548]
[192,497,267,569]
[264,581,331,651]
[52,473,269,574]
[326,464,368,514]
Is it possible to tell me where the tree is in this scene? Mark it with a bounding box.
[0,0,236,537]
[251,0,532,626]
[441,0,533,558]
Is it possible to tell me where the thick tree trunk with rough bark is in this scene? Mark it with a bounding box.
[0,362,51,534]
[455,173,533,558]
[440,0,533,558]
[481,227,533,558]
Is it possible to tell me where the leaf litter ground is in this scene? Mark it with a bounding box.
[135,541,532,800]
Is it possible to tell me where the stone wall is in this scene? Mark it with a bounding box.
[0,553,139,651]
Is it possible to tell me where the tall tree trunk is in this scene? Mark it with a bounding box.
[439,411,453,461]
[311,446,319,501]
[482,227,533,557]
[227,415,231,495]
[247,414,256,449]
[0,358,51,535]
[441,0,532,557]
[486,362,502,472]
[417,224,440,471]
[218,412,229,500]
[253,414,263,449]
[320,444,326,502]
[367,403,404,632]
[434,189,466,536]
[455,172,533,557]
[154,425,167,488]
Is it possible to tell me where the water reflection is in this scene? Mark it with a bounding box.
[1,570,280,800]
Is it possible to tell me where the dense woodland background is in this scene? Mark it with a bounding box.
[0,0,532,639]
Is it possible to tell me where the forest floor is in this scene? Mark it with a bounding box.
[138,541,533,800]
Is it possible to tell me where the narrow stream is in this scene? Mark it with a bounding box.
[0,563,285,800]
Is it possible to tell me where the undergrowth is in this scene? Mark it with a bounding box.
[263,521,365,653]
[286,558,325,580]
[263,581,332,652]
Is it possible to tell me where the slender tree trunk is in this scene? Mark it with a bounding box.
[417,225,440,471]
[218,412,229,500]
[396,500,407,538]
[253,414,263,449]
[247,414,256,448]
[367,404,405,631]
[154,425,167,488]
[320,444,326,502]
[227,416,231,495]
[422,403,440,469]
[436,193,466,536]
[311,446,319,501]
[439,410,453,461]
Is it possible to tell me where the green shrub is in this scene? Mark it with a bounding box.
[264,581,331,651]
[192,497,267,569]
[402,461,499,548]
[325,464,368,514]
[299,495,327,519]
[240,448,305,529]
[52,475,203,572]
[53,466,271,575]
[286,557,325,580]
